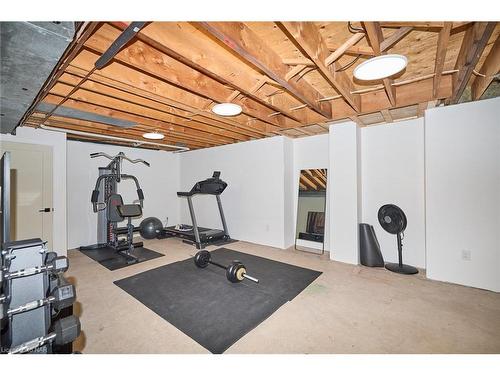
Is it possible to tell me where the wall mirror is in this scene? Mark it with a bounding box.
[295,169,327,254]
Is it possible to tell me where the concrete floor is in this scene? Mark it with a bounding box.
[66,238,500,354]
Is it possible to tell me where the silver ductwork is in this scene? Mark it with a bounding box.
[0,21,75,134]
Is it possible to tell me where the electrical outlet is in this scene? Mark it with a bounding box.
[461,250,472,261]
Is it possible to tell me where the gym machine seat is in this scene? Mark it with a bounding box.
[116,203,143,264]
[117,204,143,218]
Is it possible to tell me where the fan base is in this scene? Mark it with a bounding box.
[385,262,419,275]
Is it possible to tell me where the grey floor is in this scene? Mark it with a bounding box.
[66,238,500,354]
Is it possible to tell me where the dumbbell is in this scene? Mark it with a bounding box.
[45,251,58,265]
[0,294,8,324]
[9,315,81,354]
[0,283,76,320]
[0,256,68,283]
[194,250,259,283]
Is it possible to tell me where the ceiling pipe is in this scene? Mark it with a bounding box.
[38,125,190,152]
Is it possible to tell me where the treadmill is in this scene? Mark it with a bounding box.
[164,171,234,249]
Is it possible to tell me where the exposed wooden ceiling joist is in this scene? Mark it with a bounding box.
[433,23,453,99]
[27,115,208,149]
[315,73,452,122]
[300,173,318,190]
[85,24,283,134]
[195,22,333,119]
[65,58,268,137]
[19,21,498,151]
[378,22,471,30]
[306,169,326,189]
[362,22,396,106]
[34,113,224,148]
[417,102,429,118]
[326,43,375,57]
[381,109,393,123]
[118,22,322,127]
[471,36,500,100]
[47,84,248,144]
[278,22,361,112]
[325,32,365,65]
[380,27,413,52]
[42,93,236,146]
[447,22,496,104]
[56,72,258,141]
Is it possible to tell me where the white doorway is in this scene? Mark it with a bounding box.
[0,141,53,249]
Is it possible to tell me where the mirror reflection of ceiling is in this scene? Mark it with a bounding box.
[299,169,327,191]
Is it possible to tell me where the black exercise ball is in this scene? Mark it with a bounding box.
[139,217,163,239]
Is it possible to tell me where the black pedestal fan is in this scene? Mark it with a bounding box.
[378,204,418,275]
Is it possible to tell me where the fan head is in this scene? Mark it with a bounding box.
[378,204,407,234]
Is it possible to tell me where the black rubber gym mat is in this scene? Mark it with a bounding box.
[79,246,164,271]
[114,247,322,353]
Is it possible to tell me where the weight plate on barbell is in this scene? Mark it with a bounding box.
[225,261,245,283]
[194,250,211,268]
[236,266,246,281]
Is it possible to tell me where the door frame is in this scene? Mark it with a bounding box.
[0,141,53,249]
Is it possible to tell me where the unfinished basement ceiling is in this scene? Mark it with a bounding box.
[11,21,500,150]
[0,21,75,133]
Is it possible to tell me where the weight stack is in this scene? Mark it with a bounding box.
[359,223,384,267]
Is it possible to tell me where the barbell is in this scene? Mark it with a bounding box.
[194,250,259,284]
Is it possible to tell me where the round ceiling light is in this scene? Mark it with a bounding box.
[211,102,242,117]
[353,54,408,81]
[142,131,165,140]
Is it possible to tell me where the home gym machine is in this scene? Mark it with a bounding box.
[194,250,259,284]
[164,172,234,249]
[80,152,150,264]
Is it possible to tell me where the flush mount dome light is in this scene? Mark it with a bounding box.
[211,102,242,116]
[353,54,408,81]
[142,131,165,140]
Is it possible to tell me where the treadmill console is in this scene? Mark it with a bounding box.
[196,171,227,195]
[177,171,227,196]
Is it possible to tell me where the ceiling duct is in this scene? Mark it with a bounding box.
[35,102,137,128]
[0,22,75,134]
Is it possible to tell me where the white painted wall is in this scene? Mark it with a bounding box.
[178,136,287,249]
[361,118,426,268]
[283,137,295,248]
[0,127,67,254]
[291,134,329,250]
[66,140,180,250]
[4,97,497,296]
[329,121,362,264]
[425,98,500,292]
